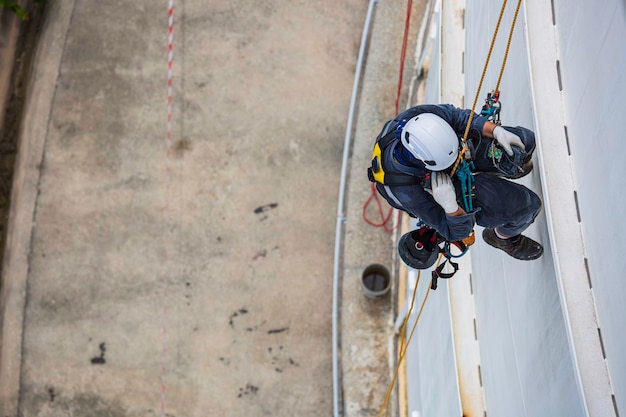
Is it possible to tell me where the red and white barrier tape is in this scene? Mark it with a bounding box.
[166,0,174,175]
[162,1,174,416]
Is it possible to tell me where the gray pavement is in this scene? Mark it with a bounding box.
[0,0,425,416]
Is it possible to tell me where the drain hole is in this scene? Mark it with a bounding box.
[361,264,390,299]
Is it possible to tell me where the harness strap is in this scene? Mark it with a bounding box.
[368,130,423,187]
[430,258,459,290]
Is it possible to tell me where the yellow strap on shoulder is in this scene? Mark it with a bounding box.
[371,143,385,184]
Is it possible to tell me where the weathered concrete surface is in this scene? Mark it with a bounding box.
[0,0,430,415]
[1,0,370,416]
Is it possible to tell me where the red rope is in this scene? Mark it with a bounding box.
[363,0,413,233]
[362,183,397,233]
[395,0,413,115]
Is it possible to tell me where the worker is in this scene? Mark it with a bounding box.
[368,104,543,261]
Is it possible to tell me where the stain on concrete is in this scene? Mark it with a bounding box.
[184,281,193,306]
[20,390,127,417]
[90,342,106,364]
[237,383,259,398]
[267,327,289,334]
[253,203,278,214]
[268,344,299,373]
[245,320,266,332]
[172,138,192,158]
[228,307,249,328]
[252,249,267,260]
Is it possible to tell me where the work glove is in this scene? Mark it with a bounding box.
[493,126,524,156]
[431,172,459,214]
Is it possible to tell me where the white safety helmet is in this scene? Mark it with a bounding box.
[400,113,459,171]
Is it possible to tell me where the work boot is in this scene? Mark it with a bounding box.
[482,228,543,260]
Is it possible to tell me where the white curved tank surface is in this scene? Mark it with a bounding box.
[402,1,626,416]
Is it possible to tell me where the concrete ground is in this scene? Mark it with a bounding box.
[0,0,425,416]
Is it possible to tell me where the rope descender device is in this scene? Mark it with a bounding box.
[455,159,475,212]
[480,90,502,125]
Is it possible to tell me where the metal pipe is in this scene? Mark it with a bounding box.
[332,0,378,416]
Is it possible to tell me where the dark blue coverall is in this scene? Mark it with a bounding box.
[374,104,542,242]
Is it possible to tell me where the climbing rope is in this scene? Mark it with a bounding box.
[362,183,398,233]
[377,258,436,417]
[451,0,523,177]
[495,0,523,93]
[395,0,414,116]
[450,0,523,233]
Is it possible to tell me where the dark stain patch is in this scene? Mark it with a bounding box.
[237,383,259,398]
[48,387,56,402]
[185,281,192,306]
[268,345,299,371]
[253,203,278,214]
[252,249,267,260]
[23,391,129,417]
[268,327,289,334]
[172,138,192,158]
[218,357,231,366]
[245,320,266,332]
[90,342,106,365]
[229,307,249,328]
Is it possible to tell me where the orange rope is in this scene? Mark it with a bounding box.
[377,255,440,417]
[451,0,510,176]
[495,0,523,92]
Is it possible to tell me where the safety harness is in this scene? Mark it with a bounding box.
[367,122,473,288]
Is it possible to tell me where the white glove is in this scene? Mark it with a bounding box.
[431,172,458,214]
[493,126,524,156]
